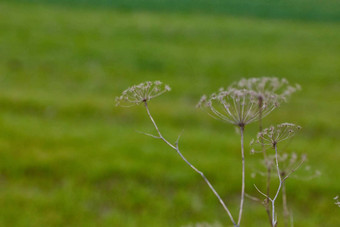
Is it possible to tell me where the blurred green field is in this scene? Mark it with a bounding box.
[0,1,339,226]
[5,0,340,21]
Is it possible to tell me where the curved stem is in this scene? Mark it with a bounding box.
[237,126,245,225]
[143,101,238,227]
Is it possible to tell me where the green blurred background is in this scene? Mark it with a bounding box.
[0,0,339,226]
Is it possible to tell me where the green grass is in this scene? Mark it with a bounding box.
[0,1,339,226]
[5,0,340,21]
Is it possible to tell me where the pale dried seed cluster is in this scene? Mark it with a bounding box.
[115,81,171,107]
[252,152,310,178]
[229,77,301,103]
[251,152,321,180]
[277,152,306,168]
[251,123,301,149]
[115,77,309,227]
[197,88,279,126]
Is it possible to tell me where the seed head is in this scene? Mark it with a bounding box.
[229,77,301,103]
[197,87,279,126]
[115,81,171,107]
[252,152,319,181]
[276,152,305,172]
[251,123,301,148]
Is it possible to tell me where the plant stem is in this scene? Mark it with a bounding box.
[259,98,273,227]
[282,180,289,227]
[266,167,273,226]
[254,145,304,226]
[272,144,282,227]
[237,125,245,226]
[143,101,238,227]
[258,98,266,160]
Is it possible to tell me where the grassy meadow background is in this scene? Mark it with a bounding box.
[0,0,339,226]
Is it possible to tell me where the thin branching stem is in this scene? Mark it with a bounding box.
[272,144,282,226]
[266,166,273,226]
[259,98,273,227]
[245,193,262,203]
[254,147,305,227]
[254,184,271,201]
[143,101,238,227]
[237,126,245,225]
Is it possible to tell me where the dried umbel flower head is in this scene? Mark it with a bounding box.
[271,152,306,175]
[252,152,320,180]
[115,81,171,107]
[229,77,301,103]
[251,123,301,149]
[197,88,279,127]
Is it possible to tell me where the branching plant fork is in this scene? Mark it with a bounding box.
[142,101,238,227]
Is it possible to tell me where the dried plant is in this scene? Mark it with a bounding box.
[197,84,285,225]
[251,123,302,149]
[232,77,300,226]
[116,81,238,226]
[229,77,301,103]
[116,77,308,227]
[250,152,320,227]
[279,153,307,227]
[251,123,303,227]
[115,81,171,107]
[197,88,279,127]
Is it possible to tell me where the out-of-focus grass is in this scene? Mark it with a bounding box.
[0,1,339,226]
[5,0,340,21]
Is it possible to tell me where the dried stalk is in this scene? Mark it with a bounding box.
[143,101,238,227]
[259,98,273,227]
[237,125,245,225]
[271,144,282,226]
[254,144,304,227]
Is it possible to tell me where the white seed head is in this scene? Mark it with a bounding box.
[197,87,278,126]
[115,81,171,107]
[251,123,301,148]
[258,152,313,181]
[229,77,301,104]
